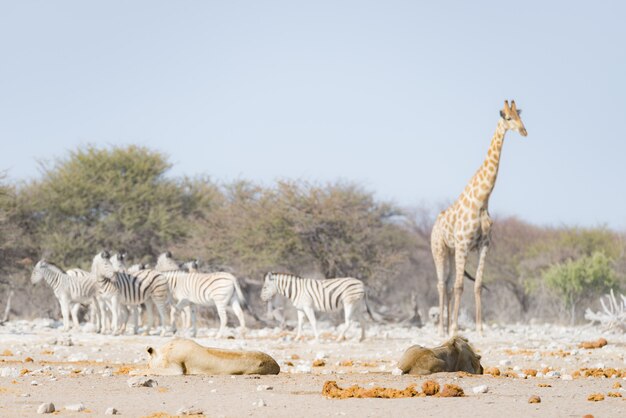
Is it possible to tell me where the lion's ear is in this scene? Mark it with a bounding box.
[147,347,155,356]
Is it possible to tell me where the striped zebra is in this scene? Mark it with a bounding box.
[90,251,171,336]
[31,260,100,332]
[155,252,247,338]
[65,267,103,332]
[260,272,371,341]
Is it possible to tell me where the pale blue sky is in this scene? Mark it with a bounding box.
[1,1,625,229]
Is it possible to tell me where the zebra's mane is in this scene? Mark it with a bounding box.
[270,272,305,280]
[41,261,66,275]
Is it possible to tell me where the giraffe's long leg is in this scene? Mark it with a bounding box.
[432,229,450,337]
[474,243,489,337]
[450,245,468,336]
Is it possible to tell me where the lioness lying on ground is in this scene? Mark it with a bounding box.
[396,336,483,375]
[131,338,280,375]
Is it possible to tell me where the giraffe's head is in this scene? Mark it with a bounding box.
[499,100,527,137]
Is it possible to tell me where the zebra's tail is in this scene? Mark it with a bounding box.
[363,290,382,322]
[463,270,490,292]
[230,277,248,310]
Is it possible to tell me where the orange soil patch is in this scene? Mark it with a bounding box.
[504,349,535,356]
[19,368,30,376]
[157,387,169,393]
[607,392,622,398]
[574,368,626,379]
[339,360,354,367]
[439,384,464,398]
[284,361,294,367]
[523,369,538,377]
[24,357,34,363]
[484,367,500,377]
[587,393,605,402]
[537,383,552,388]
[312,359,326,367]
[421,380,440,396]
[361,362,378,367]
[0,349,14,356]
[290,354,300,360]
[579,338,608,349]
[528,395,541,404]
[40,350,54,355]
[613,382,622,389]
[114,365,135,375]
[322,380,422,399]
[582,415,595,418]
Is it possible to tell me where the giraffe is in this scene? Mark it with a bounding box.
[430,100,527,337]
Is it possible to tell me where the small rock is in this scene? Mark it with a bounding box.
[30,380,39,386]
[20,393,31,397]
[37,402,55,414]
[65,403,85,412]
[176,406,204,415]
[254,399,267,407]
[528,395,541,404]
[499,359,512,367]
[256,385,273,391]
[561,374,573,381]
[127,376,158,388]
[546,371,561,378]
[391,367,403,376]
[472,385,489,394]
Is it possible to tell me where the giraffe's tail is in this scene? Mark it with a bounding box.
[464,271,490,291]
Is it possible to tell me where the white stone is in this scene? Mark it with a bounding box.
[65,403,85,412]
[127,376,158,388]
[176,406,204,415]
[561,374,573,381]
[499,359,512,367]
[472,385,489,394]
[104,407,118,415]
[254,399,267,407]
[30,380,39,386]
[0,367,19,378]
[391,367,403,376]
[546,371,561,378]
[37,403,55,414]
[256,385,273,391]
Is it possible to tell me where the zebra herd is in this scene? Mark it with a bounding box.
[30,251,373,341]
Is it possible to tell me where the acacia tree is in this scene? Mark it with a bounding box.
[22,145,197,268]
[544,251,619,324]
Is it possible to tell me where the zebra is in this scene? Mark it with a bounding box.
[155,252,247,338]
[260,272,371,342]
[90,251,171,336]
[65,267,103,332]
[31,260,100,332]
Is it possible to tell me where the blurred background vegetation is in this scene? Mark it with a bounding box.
[0,145,623,325]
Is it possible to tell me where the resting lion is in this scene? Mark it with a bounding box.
[396,336,483,375]
[131,338,280,376]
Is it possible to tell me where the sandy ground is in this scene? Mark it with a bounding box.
[1,319,625,417]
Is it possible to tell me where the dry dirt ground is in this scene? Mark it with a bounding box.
[1,319,625,417]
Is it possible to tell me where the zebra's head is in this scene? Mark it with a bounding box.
[182,260,199,272]
[260,272,278,301]
[110,251,128,273]
[155,252,180,272]
[91,251,116,279]
[30,259,48,284]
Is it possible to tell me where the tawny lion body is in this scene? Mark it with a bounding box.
[135,338,280,375]
[397,336,483,375]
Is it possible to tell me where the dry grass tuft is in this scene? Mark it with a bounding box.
[438,384,464,398]
[322,380,422,399]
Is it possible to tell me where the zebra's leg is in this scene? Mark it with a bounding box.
[189,305,197,338]
[111,297,121,336]
[231,299,246,337]
[70,303,81,330]
[153,300,169,337]
[91,298,101,333]
[336,303,354,342]
[302,306,319,342]
[358,300,367,342]
[130,306,139,335]
[142,299,155,336]
[295,310,305,341]
[59,298,71,332]
[171,300,189,335]
[97,298,109,334]
[215,303,228,339]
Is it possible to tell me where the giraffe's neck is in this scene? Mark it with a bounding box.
[461,119,508,208]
